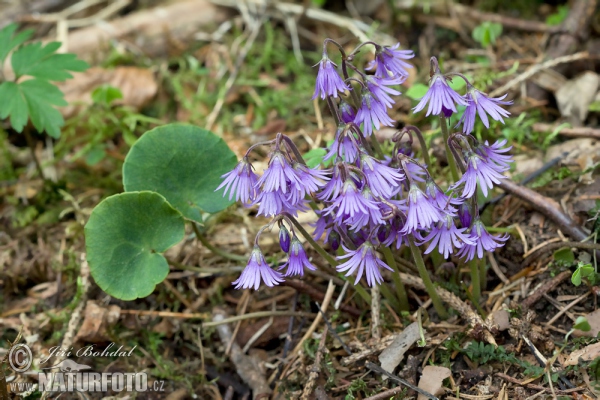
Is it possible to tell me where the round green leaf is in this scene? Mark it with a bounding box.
[85,191,185,300]
[123,123,237,221]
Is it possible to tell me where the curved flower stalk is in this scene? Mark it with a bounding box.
[215,37,513,306]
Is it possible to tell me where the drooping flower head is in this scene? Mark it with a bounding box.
[473,139,513,173]
[354,91,395,136]
[216,157,258,205]
[324,126,359,163]
[233,246,283,290]
[367,43,414,78]
[401,184,442,234]
[323,180,381,229]
[317,163,344,201]
[312,53,349,100]
[337,241,393,286]
[416,214,474,258]
[413,57,467,117]
[280,237,316,277]
[361,154,404,198]
[256,151,299,194]
[346,187,384,231]
[456,219,509,261]
[365,75,404,108]
[289,162,329,200]
[425,178,460,214]
[453,151,507,198]
[457,85,512,134]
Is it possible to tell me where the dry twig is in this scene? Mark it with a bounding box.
[398,273,497,346]
[300,326,329,400]
[213,308,272,399]
[488,52,590,97]
[533,123,600,139]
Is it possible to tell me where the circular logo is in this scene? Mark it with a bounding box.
[8,344,32,372]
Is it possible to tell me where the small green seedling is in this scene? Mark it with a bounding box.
[472,22,503,48]
[571,262,596,287]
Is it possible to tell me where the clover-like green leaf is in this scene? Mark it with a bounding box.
[0,79,68,138]
[85,191,185,300]
[123,124,237,221]
[0,23,33,65]
[11,41,89,81]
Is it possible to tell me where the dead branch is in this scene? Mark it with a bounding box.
[533,123,600,139]
[398,273,497,346]
[496,180,589,242]
[521,270,571,309]
[300,326,329,400]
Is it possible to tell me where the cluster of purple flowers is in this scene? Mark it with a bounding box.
[218,39,514,290]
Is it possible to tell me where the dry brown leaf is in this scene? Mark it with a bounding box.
[573,308,600,338]
[74,301,121,343]
[417,365,451,400]
[490,310,511,331]
[564,341,600,366]
[57,67,158,118]
[379,321,420,376]
[555,71,599,126]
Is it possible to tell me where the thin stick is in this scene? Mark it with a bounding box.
[532,123,600,139]
[489,52,590,97]
[316,303,352,355]
[488,253,509,285]
[497,179,589,243]
[545,292,590,326]
[300,325,328,400]
[371,285,381,340]
[292,280,335,355]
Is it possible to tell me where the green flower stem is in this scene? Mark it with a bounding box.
[286,215,372,304]
[381,247,410,311]
[192,223,248,262]
[479,258,486,292]
[378,280,402,313]
[369,134,385,159]
[407,236,448,319]
[440,115,459,182]
[468,258,481,304]
[486,226,516,234]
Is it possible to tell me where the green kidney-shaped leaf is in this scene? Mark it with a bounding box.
[123,124,237,221]
[85,191,185,300]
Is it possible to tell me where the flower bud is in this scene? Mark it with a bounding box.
[328,230,341,251]
[377,225,390,243]
[279,225,291,253]
[458,203,472,228]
